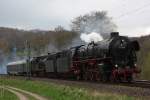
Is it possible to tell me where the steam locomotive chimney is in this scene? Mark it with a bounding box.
[111,32,119,38]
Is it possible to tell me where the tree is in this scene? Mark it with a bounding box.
[71,11,117,38]
[54,25,65,32]
[52,31,77,49]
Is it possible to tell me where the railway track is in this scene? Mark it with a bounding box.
[1,75,150,89]
[115,80,150,89]
[132,80,150,88]
[29,77,150,97]
[31,77,150,89]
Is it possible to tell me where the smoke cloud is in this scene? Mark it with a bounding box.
[0,48,27,74]
[0,50,7,74]
[80,32,103,43]
[71,11,117,39]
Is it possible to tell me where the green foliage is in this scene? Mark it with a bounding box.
[140,52,150,79]
[137,35,150,80]
[0,78,134,100]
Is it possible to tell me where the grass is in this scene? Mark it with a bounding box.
[0,77,135,100]
[0,88,18,100]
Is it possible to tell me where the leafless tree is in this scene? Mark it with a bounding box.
[71,11,117,38]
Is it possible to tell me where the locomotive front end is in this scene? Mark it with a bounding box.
[109,32,140,82]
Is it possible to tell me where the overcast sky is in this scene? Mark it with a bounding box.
[0,0,150,36]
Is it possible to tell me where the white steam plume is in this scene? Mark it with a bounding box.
[80,32,103,43]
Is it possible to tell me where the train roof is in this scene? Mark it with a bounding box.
[7,60,26,66]
[32,54,48,59]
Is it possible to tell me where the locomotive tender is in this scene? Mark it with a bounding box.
[7,32,140,82]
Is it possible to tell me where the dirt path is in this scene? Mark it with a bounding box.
[0,86,28,100]
[0,86,48,100]
[7,86,48,100]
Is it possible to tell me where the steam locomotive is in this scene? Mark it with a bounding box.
[7,32,140,82]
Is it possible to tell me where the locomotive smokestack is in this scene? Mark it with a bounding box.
[111,32,119,38]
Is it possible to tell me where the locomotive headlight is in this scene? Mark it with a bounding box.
[115,64,118,68]
[134,63,137,67]
[98,63,104,66]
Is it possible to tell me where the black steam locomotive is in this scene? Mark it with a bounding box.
[7,32,140,82]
